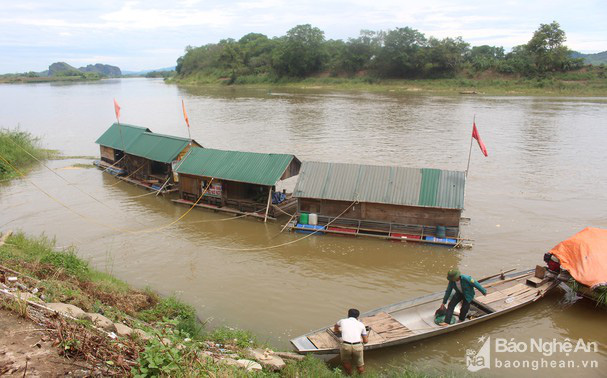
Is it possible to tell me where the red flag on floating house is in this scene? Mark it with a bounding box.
[472,122,488,157]
[182,99,190,128]
[113,98,121,123]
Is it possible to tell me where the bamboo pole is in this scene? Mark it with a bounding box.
[154,176,172,196]
[477,268,517,283]
[465,114,476,177]
[159,149,193,197]
[264,187,272,223]
[280,212,297,233]
[483,272,530,288]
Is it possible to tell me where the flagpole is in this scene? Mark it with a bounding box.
[114,99,127,167]
[182,99,192,143]
[465,114,475,177]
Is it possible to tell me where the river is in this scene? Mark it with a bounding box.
[1,78,606,376]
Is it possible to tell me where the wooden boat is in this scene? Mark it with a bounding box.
[290,269,558,354]
[93,159,125,176]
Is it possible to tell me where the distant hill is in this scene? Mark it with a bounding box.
[47,62,81,76]
[571,51,607,65]
[78,63,121,77]
[122,66,176,75]
[41,62,121,77]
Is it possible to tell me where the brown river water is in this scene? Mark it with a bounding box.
[1,78,606,376]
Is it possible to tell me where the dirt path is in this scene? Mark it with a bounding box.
[0,309,90,377]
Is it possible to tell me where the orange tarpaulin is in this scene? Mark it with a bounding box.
[549,227,607,288]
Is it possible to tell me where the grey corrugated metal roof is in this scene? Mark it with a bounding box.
[436,170,466,209]
[293,161,465,209]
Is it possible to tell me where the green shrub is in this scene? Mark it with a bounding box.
[0,128,53,179]
[205,326,256,349]
[138,296,202,338]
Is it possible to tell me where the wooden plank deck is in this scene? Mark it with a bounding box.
[306,312,412,349]
[361,312,413,343]
[307,330,340,350]
[172,199,277,221]
[476,282,540,311]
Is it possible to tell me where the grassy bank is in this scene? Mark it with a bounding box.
[0,129,57,180]
[0,75,101,84]
[0,233,435,377]
[171,69,607,96]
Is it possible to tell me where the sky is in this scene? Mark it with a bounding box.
[0,0,606,73]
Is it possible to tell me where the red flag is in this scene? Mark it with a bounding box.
[472,122,488,157]
[113,98,121,123]
[182,99,190,128]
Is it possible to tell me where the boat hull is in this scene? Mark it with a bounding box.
[291,269,558,354]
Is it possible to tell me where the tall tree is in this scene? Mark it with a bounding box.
[525,21,573,73]
[374,27,427,77]
[424,37,469,77]
[334,30,383,75]
[238,33,276,73]
[272,24,327,77]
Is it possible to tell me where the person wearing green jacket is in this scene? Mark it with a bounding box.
[439,269,487,325]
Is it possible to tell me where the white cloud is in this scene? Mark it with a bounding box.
[98,2,234,30]
[0,0,605,72]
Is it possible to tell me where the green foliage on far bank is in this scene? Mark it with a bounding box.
[174,21,599,89]
[145,70,176,78]
[174,67,607,96]
[0,128,57,180]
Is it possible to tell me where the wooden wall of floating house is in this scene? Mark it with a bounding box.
[280,159,301,180]
[176,148,188,161]
[299,198,460,227]
[100,146,115,163]
[124,154,150,180]
[223,180,245,200]
[299,198,361,219]
[223,181,268,201]
[179,174,202,199]
[363,202,460,227]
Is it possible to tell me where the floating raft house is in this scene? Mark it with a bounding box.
[173,147,301,221]
[95,123,200,192]
[290,161,466,246]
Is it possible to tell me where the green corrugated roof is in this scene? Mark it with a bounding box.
[175,147,297,186]
[293,161,465,209]
[95,123,195,163]
[125,132,191,163]
[418,168,441,207]
[95,123,151,150]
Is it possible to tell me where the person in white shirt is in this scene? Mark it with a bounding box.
[333,308,369,375]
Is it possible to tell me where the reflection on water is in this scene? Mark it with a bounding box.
[1,79,607,374]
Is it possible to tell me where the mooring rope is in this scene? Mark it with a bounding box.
[6,138,113,209]
[271,202,295,217]
[130,179,214,234]
[211,198,359,252]
[0,152,212,235]
[2,148,361,250]
[8,138,169,204]
[100,155,125,173]
[108,163,145,186]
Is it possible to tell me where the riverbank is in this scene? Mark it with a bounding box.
[0,75,101,84]
[170,69,607,96]
[0,232,354,376]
